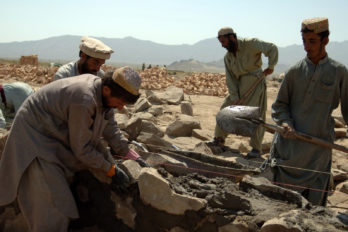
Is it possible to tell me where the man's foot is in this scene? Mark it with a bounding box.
[246,149,261,159]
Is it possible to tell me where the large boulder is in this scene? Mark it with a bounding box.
[166,115,201,137]
[138,168,207,215]
[141,121,165,137]
[158,86,184,105]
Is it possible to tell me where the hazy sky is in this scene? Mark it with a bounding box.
[1,0,347,47]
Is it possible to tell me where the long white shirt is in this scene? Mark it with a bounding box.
[54,60,104,81]
[0,82,34,128]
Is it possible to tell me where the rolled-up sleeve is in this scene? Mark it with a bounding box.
[252,39,278,69]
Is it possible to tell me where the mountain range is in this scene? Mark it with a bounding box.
[1,35,348,73]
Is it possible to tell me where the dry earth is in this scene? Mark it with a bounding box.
[0,61,347,231]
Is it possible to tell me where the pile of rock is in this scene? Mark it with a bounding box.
[83,85,348,231]
[176,72,227,96]
[0,62,229,97]
[115,86,201,147]
[67,166,344,232]
[140,67,176,90]
[0,63,57,84]
[0,84,347,231]
[139,68,228,97]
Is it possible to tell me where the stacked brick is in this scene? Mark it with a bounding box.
[0,63,228,97]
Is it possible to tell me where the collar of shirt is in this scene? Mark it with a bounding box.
[305,55,329,66]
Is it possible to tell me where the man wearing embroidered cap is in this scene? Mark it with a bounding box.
[212,26,278,158]
[0,67,148,230]
[54,36,114,81]
[271,17,348,206]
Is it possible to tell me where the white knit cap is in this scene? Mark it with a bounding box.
[218,27,234,37]
[79,36,114,60]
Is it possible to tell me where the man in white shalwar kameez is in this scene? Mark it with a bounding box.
[213,27,278,158]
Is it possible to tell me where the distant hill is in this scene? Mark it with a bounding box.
[168,59,224,73]
[0,35,347,73]
[0,35,225,65]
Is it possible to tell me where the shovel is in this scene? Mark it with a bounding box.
[216,105,348,153]
[236,73,266,105]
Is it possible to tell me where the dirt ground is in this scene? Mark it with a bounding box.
[145,77,348,214]
[0,62,347,230]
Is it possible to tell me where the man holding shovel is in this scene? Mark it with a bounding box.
[271,17,348,206]
[213,27,278,158]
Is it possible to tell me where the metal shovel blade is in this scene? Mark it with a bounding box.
[216,105,261,137]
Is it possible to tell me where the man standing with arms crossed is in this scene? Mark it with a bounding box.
[271,17,348,206]
[214,27,278,158]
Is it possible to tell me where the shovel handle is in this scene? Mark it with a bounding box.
[263,123,348,153]
[238,73,266,105]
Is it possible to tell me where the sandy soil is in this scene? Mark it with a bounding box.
[149,79,348,214]
[0,62,347,217]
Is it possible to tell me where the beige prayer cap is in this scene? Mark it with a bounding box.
[112,66,141,95]
[79,36,114,60]
[218,27,234,37]
[301,17,329,33]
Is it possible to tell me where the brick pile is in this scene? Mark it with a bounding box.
[0,63,228,97]
[0,63,58,84]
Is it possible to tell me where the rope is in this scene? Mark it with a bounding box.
[250,159,332,175]
[113,153,337,194]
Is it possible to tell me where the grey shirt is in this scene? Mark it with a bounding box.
[54,60,105,81]
[271,56,348,202]
[0,75,129,206]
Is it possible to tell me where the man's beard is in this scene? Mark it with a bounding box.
[80,60,97,75]
[227,40,236,53]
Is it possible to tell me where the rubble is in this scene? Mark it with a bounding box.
[180,101,193,116]
[0,63,228,97]
[166,115,201,137]
[0,63,57,85]
[0,61,347,231]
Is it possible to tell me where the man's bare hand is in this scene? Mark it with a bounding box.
[281,122,296,139]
